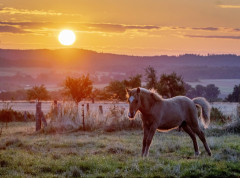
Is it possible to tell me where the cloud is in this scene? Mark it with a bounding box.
[185,35,240,40]
[0,7,62,16]
[125,25,159,30]
[192,27,219,31]
[234,28,240,32]
[0,21,159,33]
[0,22,53,29]
[217,5,240,9]
[0,21,238,37]
[84,23,159,32]
[0,25,27,33]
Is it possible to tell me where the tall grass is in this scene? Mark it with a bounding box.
[0,102,34,123]
[225,119,240,133]
[44,102,80,133]
[210,107,231,124]
[43,102,142,133]
[103,104,142,132]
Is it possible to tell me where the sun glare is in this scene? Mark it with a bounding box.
[58,30,76,46]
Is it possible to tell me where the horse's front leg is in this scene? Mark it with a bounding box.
[142,126,149,157]
[143,125,157,157]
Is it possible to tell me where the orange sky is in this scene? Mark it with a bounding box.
[1,0,240,55]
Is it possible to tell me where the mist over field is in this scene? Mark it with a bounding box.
[1,49,240,98]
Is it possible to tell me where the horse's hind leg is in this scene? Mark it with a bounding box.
[181,123,200,156]
[191,126,212,156]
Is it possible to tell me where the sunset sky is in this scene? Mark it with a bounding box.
[1,0,240,55]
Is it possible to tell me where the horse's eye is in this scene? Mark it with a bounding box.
[135,100,138,103]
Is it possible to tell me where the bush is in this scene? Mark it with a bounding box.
[44,102,80,133]
[0,108,34,122]
[41,102,143,134]
[210,107,231,124]
[225,120,240,133]
[104,105,142,132]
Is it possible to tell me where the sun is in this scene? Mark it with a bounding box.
[58,30,76,46]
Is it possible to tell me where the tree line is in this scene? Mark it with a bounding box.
[101,66,221,102]
[0,66,239,103]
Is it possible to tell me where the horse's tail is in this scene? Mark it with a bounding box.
[192,97,211,129]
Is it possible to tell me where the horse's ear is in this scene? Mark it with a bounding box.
[137,87,140,94]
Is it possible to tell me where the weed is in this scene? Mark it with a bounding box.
[107,144,135,155]
[210,107,231,124]
[225,119,240,133]
[0,108,34,122]
[64,166,84,177]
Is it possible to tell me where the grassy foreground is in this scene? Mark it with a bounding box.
[0,122,240,177]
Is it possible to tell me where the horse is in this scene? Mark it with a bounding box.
[126,87,212,157]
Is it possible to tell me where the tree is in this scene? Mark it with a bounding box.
[123,74,142,88]
[225,84,240,102]
[27,85,50,101]
[64,75,93,105]
[106,80,126,100]
[105,74,142,101]
[205,84,220,102]
[157,72,185,98]
[92,88,111,101]
[185,84,220,101]
[195,85,206,97]
[0,89,27,100]
[145,66,157,89]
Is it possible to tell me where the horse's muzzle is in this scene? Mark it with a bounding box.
[128,112,135,119]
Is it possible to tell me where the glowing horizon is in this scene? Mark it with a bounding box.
[0,0,240,56]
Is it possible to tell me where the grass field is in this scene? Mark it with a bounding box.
[0,122,240,177]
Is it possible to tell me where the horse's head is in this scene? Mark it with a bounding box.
[126,87,141,119]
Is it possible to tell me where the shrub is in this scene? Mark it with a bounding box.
[225,120,240,133]
[104,105,142,132]
[64,166,84,177]
[210,107,230,124]
[44,102,80,133]
[43,102,143,134]
[0,108,34,122]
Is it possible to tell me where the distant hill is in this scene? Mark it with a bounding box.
[1,48,240,81]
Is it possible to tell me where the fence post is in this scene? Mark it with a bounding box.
[82,104,85,131]
[52,100,58,121]
[24,111,27,121]
[41,111,47,128]
[36,102,42,131]
[87,103,89,113]
[237,104,240,119]
[58,103,62,118]
[99,105,103,114]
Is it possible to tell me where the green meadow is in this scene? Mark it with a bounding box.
[0,122,239,177]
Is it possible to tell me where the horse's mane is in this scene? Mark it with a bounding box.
[140,88,162,102]
[126,87,162,102]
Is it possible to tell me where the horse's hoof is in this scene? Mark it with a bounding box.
[143,153,149,157]
[208,152,212,157]
[195,151,201,156]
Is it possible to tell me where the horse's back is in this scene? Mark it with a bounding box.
[170,96,197,116]
[165,96,195,110]
[152,96,198,130]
